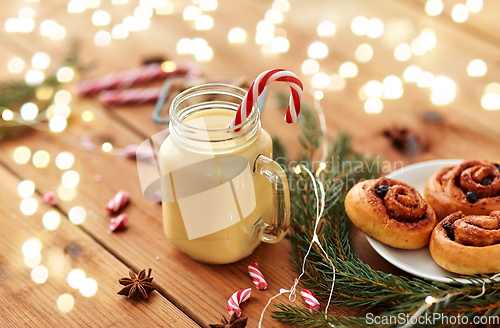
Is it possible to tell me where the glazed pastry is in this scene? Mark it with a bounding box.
[424,160,500,221]
[345,178,437,249]
[430,211,500,274]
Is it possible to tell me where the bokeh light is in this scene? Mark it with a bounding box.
[351,16,368,36]
[467,59,487,77]
[58,185,76,201]
[329,74,346,90]
[484,83,500,95]
[40,20,58,36]
[364,80,383,98]
[176,38,191,55]
[265,9,283,24]
[56,152,75,170]
[195,47,213,61]
[18,180,35,198]
[425,0,443,16]
[5,18,20,33]
[80,278,98,297]
[20,102,39,120]
[69,206,86,225]
[111,24,128,39]
[431,76,456,105]
[50,26,66,40]
[8,58,25,73]
[92,10,111,26]
[67,269,86,289]
[36,86,54,100]
[25,70,45,86]
[200,0,218,11]
[317,20,336,36]
[23,238,42,258]
[367,18,384,38]
[419,29,436,51]
[481,94,500,110]
[20,198,38,215]
[81,110,94,122]
[195,15,213,30]
[57,294,75,313]
[183,5,201,20]
[14,146,31,164]
[466,0,483,13]
[33,150,50,168]
[2,109,13,121]
[394,43,411,61]
[403,65,422,82]
[67,0,86,13]
[364,98,383,114]
[355,43,373,62]
[19,18,35,33]
[301,59,319,75]
[417,71,435,87]
[31,266,49,284]
[271,37,289,53]
[62,170,80,188]
[272,0,289,12]
[411,38,426,56]
[94,30,111,46]
[311,73,330,89]
[85,0,100,8]
[314,90,324,100]
[24,253,42,268]
[339,62,358,78]
[228,27,246,43]
[43,211,61,231]
[383,76,403,99]
[54,90,71,105]
[308,42,328,59]
[57,67,75,82]
[452,4,469,23]
[49,116,67,132]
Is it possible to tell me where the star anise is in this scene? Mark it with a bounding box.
[117,268,155,299]
[209,313,248,328]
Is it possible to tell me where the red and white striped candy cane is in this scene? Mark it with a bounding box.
[99,87,162,107]
[109,213,129,232]
[248,263,268,290]
[230,69,303,128]
[105,190,130,213]
[227,288,251,318]
[301,289,320,314]
[41,191,58,206]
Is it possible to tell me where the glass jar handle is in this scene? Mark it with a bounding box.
[253,154,290,244]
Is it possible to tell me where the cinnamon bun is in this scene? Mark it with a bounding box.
[345,178,437,249]
[424,160,500,221]
[429,211,500,274]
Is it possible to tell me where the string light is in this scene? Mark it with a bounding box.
[272,0,290,12]
[228,27,246,43]
[467,59,487,77]
[81,110,94,122]
[20,102,39,120]
[195,46,213,61]
[69,206,86,225]
[383,76,403,99]
[134,5,153,18]
[20,197,38,215]
[5,18,20,33]
[452,4,469,23]
[317,20,336,36]
[62,170,80,188]
[176,38,191,55]
[425,0,443,16]
[161,61,176,72]
[364,80,383,98]
[18,18,35,33]
[67,269,86,288]
[102,142,113,152]
[156,2,174,15]
[314,90,324,100]
[31,266,49,284]
[411,38,426,56]
[43,211,61,231]
[18,180,35,198]
[49,116,67,132]
[79,278,98,297]
[14,146,32,164]
[57,294,75,313]
[67,0,86,13]
[40,20,58,36]
[24,253,41,268]
[56,152,75,170]
[19,8,35,19]
[419,29,436,51]
[33,150,50,168]
[8,58,25,73]
[481,94,500,110]
[50,26,66,40]
[255,30,274,45]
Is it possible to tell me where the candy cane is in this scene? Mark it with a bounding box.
[41,192,58,206]
[105,190,130,213]
[230,69,303,128]
[99,87,162,107]
[227,288,251,318]
[248,263,268,290]
[109,213,129,232]
[301,289,320,314]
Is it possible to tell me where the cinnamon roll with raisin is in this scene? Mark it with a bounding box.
[424,160,500,221]
[430,211,500,274]
[345,178,437,249]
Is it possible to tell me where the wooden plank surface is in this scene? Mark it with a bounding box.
[0,0,500,326]
[0,164,199,327]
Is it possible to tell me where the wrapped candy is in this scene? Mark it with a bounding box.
[110,213,129,232]
[106,190,130,213]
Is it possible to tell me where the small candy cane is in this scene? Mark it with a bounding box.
[230,69,303,128]
[119,144,156,161]
[109,213,129,232]
[41,192,58,206]
[227,288,251,318]
[301,289,320,314]
[248,263,268,290]
[99,87,162,107]
[106,190,130,213]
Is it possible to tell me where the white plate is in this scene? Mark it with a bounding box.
[364,159,475,283]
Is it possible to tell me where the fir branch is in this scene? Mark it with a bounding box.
[273,135,288,170]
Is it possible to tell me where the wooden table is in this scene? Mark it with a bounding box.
[0,0,499,327]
